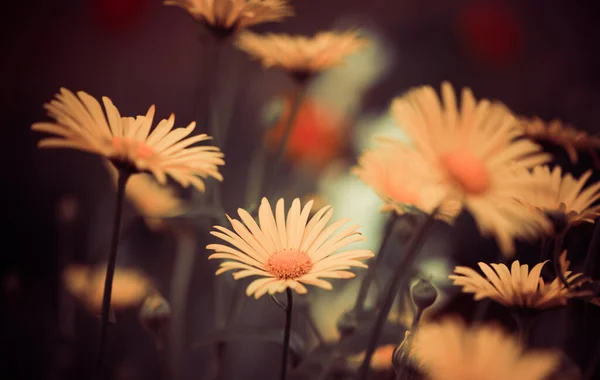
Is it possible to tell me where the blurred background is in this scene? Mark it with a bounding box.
[1,0,600,379]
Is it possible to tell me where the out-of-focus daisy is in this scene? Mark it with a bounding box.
[412,317,559,380]
[164,0,292,36]
[348,344,395,371]
[236,30,368,82]
[519,117,600,165]
[32,88,224,192]
[391,82,552,256]
[522,166,600,225]
[63,264,152,314]
[207,197,374,298]
[264,94,347,169]
[352,138,460,222]
[449,251,587,309]
[107,164,186,230]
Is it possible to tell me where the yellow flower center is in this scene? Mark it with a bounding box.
[440,151,490,194]
[111,137,156,161]
[266,249,313,280]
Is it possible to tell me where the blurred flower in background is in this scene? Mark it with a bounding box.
[412,317,559,380]
[63,264,152,314]
[163,0,293,36]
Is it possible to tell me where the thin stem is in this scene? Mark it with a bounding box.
[551,233,569,289]
[410,309,423,330]
[584,221,600,276]
[280,288,294,380]
[97,169,130,370]
[354,213,398,313]
[356,210,437,380]
[156,343,171,380]
[265,86,306,199]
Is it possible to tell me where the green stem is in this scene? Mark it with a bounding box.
[356,210,437,380]
[97,169,130,370]
[265,86,306,199]
[354,214,398,313]
[280,288,294,380]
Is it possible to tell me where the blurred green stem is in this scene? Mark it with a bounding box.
[281,288,294,380]
[97,169,130,370]
[356,209,438,380]
[265,85,307,199]
[354,213,398,313]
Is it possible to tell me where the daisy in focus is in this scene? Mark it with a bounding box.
[412,317,559,380]
[107,165,187,230]
[164,0,292,36]
[449,251,587,309]
[353,137,460,222]
[63,264,152,314]
[391,82,552,256]
[236,30,368,82]
[522,166,600,225]
[207,197,374,298]
[520,117,600,165]
[32,88,224,192]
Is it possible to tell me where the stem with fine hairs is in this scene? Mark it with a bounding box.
[97,169,130,370]
[356,209,438,380]
[280,288,294,380]
[354,213,398,313]
[265,85,307,199]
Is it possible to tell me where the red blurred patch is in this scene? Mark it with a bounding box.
[266,94,347,171]
[92,0,146,31]
[458,1,523,67]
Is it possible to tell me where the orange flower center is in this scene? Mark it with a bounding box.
[265,249,313,280]
[440,151,490,194]
[111,137,156,160]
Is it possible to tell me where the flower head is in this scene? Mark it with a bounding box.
[164,0,292,36]
[449,251,587,309]
[236,30,368,81]
[207,197,374,298]
[348,344,395,371]
[32,88,224,192]
[523,166,600,225]
[352,138,460,221]
[520,117,600,164]
[63,264,152,313]
[391,82,552,256]
[412,317,559,380]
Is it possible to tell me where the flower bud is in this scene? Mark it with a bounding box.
[139,292,171,339]
[411,278,437,310]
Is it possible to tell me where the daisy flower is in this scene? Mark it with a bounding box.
[352,137,460,222]
[236,30,368,82]
[32,88,224,192]
[523,166,600,225]
[63,264,152,314]
[519,117,600,165]
[391,82,552,256]
[207,197,374,298]
[412,317,559,380]
[449,250,587,309]
[164,0,292,36]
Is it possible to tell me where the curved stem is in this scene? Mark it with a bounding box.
[280,288,294,380]
[551,233,569,289]
[265,86,306,200]
[356,210,437,380]
[354,214,398,313]
[97,169,130,370]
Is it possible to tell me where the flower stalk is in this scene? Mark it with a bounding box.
[97,168,131,369]
[281,288,294,380]
[356,208,438,380]
[354,213,398,313]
